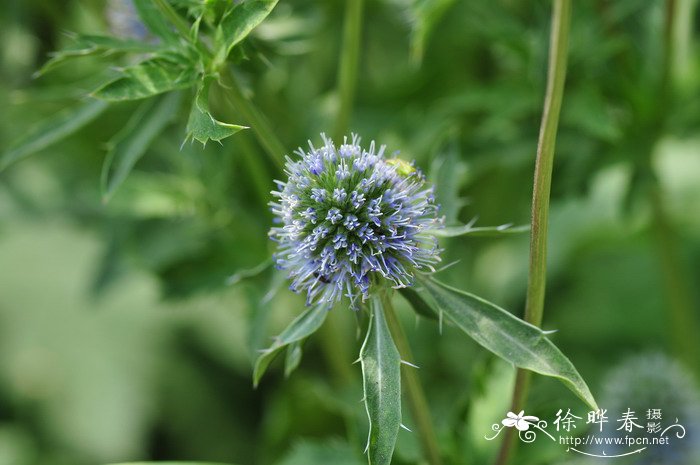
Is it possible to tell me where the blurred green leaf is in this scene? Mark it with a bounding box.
[276,439,365,465]
[101,92,183,202]
[107,463,239,465]
[36,34,160,76]
[409,0,458,65]
[360,296,401,465]
[0,99,109,171]
[284,340,303,378]
[416,275,598,410]
[399,287,438,321]
[253,303,330,387]
[186,77,246,144]
[132,0,181,44]
[213,0,279,67]
[93,58,198,101]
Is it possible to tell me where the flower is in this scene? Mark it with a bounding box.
[502,411,539,431]
[269,134,442,307]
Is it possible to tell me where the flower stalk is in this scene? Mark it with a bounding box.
[495,1,572,464]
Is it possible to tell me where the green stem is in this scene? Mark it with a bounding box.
[494,2,571,465]
[333,0,365,141]
[220,69,286,170]
[382,292,443,465]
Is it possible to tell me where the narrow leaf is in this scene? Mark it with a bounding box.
[416,275,597,410]
[132,0,181,44]
[186,77,246,144]
[214,0,279,66]
[101,92,182,202]
[36,33,159,76]
[93,57,198,101]
[253,303,329,386]
[0,99,108,171]
[429,219,529,238]
[399,287,438,321]
[360,296,401,465]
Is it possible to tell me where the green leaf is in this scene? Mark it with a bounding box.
[107,463,238,465]
[284,340,303,378]
[36,33,160,76]
[186,77,246,144]
[360,295,401,465]
[429,219,529,238]
[93,57,198,101]
[415,275,597,410]
[409,0,458,65]
[399,287,438,321]
[0,99,109,171]
[213,0,279,67]
[101,92,183,202]
[132,0,181,44]
[253,303,330,387]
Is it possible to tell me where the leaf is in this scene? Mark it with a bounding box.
[415,275,598,410]
[186,77,246,144]
[409,0,458,65]
[107,463,238,465]
[429,218,529,238]
[213,0,279,67]
[284,340,303,378]
[360,295,401,465]
[101,92,183,202]
[93,57,198,101]
[36,33,160,76]
[399,287,438,321]
[253,303,330,387]
[132,0,181,44]
[0,99,109,171]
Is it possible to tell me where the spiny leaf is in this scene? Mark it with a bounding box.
[213,0,279,67]
[36,33,160,76]
[429,218,529,237]
[101,92,183,202]
[415,275,598,410]
[132,0,181,44]
[360,295,401,465]
[0,99,109,171]
[186,76,246,145]
[93,57,198,101]
[253,303,329,386]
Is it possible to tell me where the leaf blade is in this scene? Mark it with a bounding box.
[186,77,247,144]
[253,303,329,386]
[0,99,109,171]
[93,58,198,101]
[101,91,182,202]
[214,0,279,66]
[429,220,529,238]
[360,295,401,465]
[416,275,597,410]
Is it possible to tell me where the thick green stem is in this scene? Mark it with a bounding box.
[333,0,364,141]
[382,292,443,465]
[494,2,571,465]
[220,69,286,170]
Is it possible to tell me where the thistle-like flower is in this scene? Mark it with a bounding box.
[269,134,442,307]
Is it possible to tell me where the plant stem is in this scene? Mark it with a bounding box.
[220,69,286,170]
[333,0,365,141]
[382,292,443,465]
[495,2,571,465]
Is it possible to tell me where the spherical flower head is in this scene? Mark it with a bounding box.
[269,134,442,307]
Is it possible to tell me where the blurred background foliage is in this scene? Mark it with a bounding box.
[0,0,699,464]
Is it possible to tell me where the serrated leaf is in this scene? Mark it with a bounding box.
[284,340,303,378]
[93,57,198,101]
[429,219,529,238]
[253,303,330,387]
[213,0,279,67]
[186,77,246,144]
[360,295,401,465]
[36,33,160,76]
[132,0,181,44]
[101,92,182,202]
[0,99,108,171]
[415,275,597,410]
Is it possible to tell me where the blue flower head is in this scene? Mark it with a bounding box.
[270,134,443,308]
